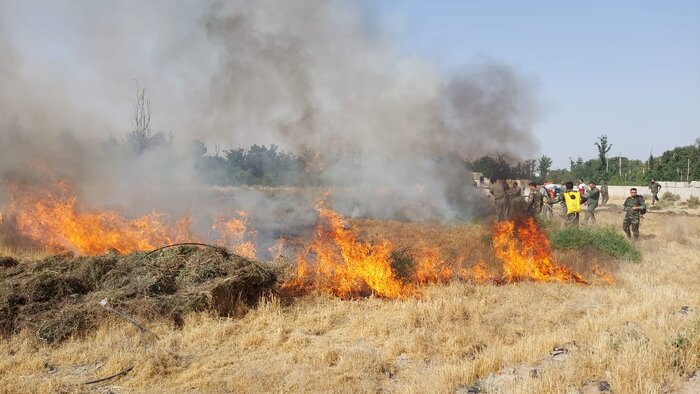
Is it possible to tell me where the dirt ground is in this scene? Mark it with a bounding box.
[0,207,698,393]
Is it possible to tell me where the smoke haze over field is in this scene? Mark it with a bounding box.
[0,0,540,232]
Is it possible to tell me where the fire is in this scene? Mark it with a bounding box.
[413,246,452,284]
[3,181,192,255]
[591,262,615,285]
[2,180,607,292]
[1,181,262,257]
[460,260,490,283]
[211,210,257,260]
[282,197,601,299]
[284,196,413,299]
[491,218,588,284]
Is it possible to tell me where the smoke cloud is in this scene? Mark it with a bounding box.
[0,0,540,254]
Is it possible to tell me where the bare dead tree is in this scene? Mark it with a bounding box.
[132,82,151,136]
[126,80,167,154]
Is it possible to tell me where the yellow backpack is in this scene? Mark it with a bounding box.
[564,191,581,214]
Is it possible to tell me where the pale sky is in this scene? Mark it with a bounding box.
[372,0,700,168]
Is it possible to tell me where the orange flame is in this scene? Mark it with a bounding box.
[491,218,588,284]
[471,260,490,283]
[2,183,194,255]
[284,196,413,299]
[591,262,615,285]
[3,182,262,258]
[413,246,452,284]
[3,182,192,255]
[211,210,257,259]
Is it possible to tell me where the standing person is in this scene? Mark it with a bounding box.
[578,179,587,197]
[649,179,661,205]
[555,181,581,226]
[489,178,508,221]
[507,181,523,217]
[526,181,544,218]
[601,180,609,205]
[619,188,647,240]
[582,181,600,225]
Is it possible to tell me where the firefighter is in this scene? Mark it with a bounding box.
[554,181,581,226]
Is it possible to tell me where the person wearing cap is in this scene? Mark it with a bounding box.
[581,181,600,225]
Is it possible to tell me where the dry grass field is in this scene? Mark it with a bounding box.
[1,205,699,393]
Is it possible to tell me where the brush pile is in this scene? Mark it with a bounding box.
[0,245,278,342]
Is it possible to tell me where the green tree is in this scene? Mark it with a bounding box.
[653,143,700,182]
[467,155,513,180]
[537,155,553,180]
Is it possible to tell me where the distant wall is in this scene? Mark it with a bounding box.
[516,181,700,200]
[607,182,700,200]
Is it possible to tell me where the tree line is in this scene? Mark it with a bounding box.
[468,136,700,185]
[124,85,699,187]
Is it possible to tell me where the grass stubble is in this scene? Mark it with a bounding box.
[0,204,698,393]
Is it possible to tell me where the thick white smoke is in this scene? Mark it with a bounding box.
[0,0,540,252]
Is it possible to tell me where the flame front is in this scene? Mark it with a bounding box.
[4,182,191,255]
[414,246,452,284]
[491,218,588,284]
[3,181,604,292]
[3,181,258,257]
[284,197,412,299]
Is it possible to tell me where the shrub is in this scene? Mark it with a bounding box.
[390,248,415,280]
[661,191,681,201]
[687,196,700,209]
[659,198,675,208]
[549,226,641,262]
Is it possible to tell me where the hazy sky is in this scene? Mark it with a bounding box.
[372,0,700,168]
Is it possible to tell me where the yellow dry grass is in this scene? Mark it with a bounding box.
[1,210,699,393]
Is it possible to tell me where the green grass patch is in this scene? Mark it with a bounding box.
[549,226,641,262]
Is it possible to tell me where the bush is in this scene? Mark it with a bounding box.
[687,196,700,209]
[661,191,681,202]
[390,248,415,280]
[658,198,675,208]
[549,226,641,262]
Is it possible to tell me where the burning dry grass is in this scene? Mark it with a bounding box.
[1,211,698,393]
[0,181,259,257]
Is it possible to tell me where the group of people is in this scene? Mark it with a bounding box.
[487,178,527,222]
[488,177,648,240]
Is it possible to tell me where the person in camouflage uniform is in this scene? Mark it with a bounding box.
[600,180,609,205]
[649,179,661,205]
[619,188,647,240]
[507,181,524,217]
[582,181,600,225]
[526,181,544,218]
[489,178,508,221]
